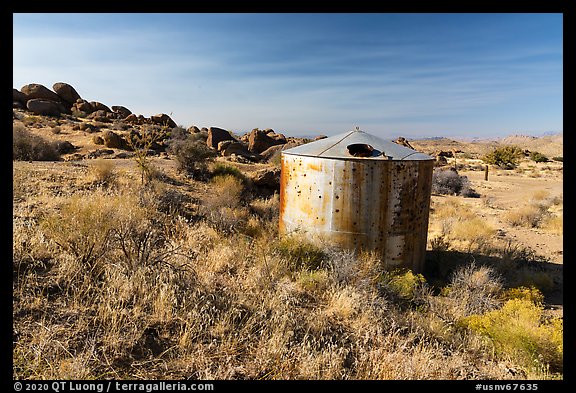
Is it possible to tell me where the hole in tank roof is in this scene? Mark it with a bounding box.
[347,143,381,158]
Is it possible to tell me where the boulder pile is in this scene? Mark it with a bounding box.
[13,81,314,162]
[14,82,176,127]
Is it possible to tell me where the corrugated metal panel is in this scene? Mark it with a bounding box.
[282,129,433,161]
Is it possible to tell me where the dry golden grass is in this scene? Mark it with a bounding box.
[12,157,563,381]
[541,214,563,235]
[494,189,563,237]
[429,198,496,253]
[88,159,117,187]
[206,174,244,209]
[451,217,496,252]
[531,189,551,201]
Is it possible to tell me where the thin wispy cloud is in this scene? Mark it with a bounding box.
[13,13,562,139]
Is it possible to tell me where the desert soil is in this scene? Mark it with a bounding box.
[457,166,563,264]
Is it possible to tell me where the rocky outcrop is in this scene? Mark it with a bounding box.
[14,80,332,165]
[87,110,113,122]
[90,101,111,113]
[93,135,105,145]
[13,89,28,105]
[101,130,126,149]
[248,128,286,154]
[217,140,256,160]
[124,114,139,124]
[72,99,95,115]
[150,113,177,128]
[20,83,62,103]
[54,140,76,154]
[206,127,237,149]
[111,105,132,119]
[249,168,281,197]
[19,83,71,115]
[265,129,287,143]
[26,99,63,116]
[52,82,81,107]
[258,140,308,162]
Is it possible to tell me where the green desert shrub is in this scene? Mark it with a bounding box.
[211,163,246,182]
[541,214,562,235]
[207,174,245,209]
[503,286,545,305]
[88,159,117,187]
[249,193,280,221]
[482,146,524,169]
[529,151,549,163]
[201,175,248,234]
[169,135,216,179]
[451,216,496,252]
[503,203,548,228]
[41,189,172,274]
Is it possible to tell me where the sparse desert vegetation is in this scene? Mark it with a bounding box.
[12,94,563,381]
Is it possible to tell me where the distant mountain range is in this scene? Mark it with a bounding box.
[409,132,563,158]
[413,131,563,143]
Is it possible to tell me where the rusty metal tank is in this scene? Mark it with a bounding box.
[279,129,434,273]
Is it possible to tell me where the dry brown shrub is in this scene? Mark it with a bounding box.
[432,263,503,321]
[88,159,116,187]
[504,203,547,228]
[541,214,562,234]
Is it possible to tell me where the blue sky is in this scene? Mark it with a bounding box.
[13,13,563,139]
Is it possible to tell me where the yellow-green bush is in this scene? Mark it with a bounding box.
[482,146,524,169]
[460,298,563,374]
[211,163,246,182]
[503,286,544,305]
[274,235,328,272]
[296,269,330,293]
[381,269,426,300]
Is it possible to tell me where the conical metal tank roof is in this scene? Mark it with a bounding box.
[282,129,433,161]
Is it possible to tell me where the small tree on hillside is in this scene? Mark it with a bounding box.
[482,146,524,169]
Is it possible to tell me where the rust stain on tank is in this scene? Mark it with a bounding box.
[278,156,289,234]
[306,162,323,172]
